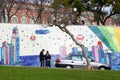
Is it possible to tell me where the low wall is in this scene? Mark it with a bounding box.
[0,23,120,70]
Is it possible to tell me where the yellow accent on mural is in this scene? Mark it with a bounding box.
[107,27,120,52]
[115,28,120,48]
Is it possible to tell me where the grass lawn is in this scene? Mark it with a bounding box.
[0,66,119,80]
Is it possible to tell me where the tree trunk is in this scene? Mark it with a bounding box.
[57,25,91,69]
[81,45,91,69]
[2,9,5,23]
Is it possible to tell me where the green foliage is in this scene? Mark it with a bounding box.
[51,0,63,10]
[51,0,120,25]
[91,0,113,4]
[72,0,84,15]
[113,2,120,13]
[51,0,84,16]
[87,0,120,25]
[0,66,120,80]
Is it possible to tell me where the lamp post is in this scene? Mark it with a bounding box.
[73,7,77,24]
[73,7,77,12]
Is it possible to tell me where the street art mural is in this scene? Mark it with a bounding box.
[0,27,20,65]
[0,23,120,70]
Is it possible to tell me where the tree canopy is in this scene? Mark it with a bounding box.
[51,0,120,25]
[86,0,120,25]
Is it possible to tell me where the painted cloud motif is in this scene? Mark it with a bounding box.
[35,29,50,34]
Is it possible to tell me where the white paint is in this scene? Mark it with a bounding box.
[0,23,109,56]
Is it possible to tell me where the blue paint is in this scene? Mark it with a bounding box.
[35,29,50,34]
[88,26,114,52]
[72,47,78,54]
[108,53,120,70]
[20,54,59,68]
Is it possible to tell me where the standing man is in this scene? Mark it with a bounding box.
[39,49,45,67]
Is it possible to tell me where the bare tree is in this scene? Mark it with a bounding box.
[2,0,26,23]
[0,0,6,22]
[25,0,51,24]
[115,14,120,26]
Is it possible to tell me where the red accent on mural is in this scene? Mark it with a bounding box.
[30,35,36,41]
[98,41,102,46]
[76,34,84,40]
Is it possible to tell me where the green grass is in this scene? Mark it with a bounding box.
[0,66,119,80]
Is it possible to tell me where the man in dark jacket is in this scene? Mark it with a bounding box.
[39,49,45,67]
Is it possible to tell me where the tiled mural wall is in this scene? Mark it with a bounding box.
[0,23,120,70]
